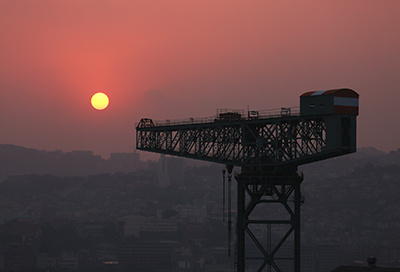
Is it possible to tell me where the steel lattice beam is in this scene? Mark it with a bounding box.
[137,115,349,167]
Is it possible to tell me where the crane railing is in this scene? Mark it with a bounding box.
[136,107,300,128]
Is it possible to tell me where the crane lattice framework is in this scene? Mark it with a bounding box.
[136,88,359,272]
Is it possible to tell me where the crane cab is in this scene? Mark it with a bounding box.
[300,88,359,116]
[300,88,359,153]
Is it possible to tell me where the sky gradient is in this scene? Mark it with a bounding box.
[1,0,399,159]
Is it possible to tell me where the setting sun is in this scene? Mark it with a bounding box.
[91,92,109,110]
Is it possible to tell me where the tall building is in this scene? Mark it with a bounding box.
[157,155,185,187]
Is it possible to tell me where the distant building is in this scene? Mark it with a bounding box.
[331,256,400,272]
[118,215,179,240]
[118,214,147,238]
[60,251,79,271]
[173,203,208,223]
[6,243,35,271]
[157,155,185,187]
[204,247,234,272]
[37,253,57,270]
[140,218,181,241]
[119,242,171,272]
[171,242,194,272]
[76,221,117,240]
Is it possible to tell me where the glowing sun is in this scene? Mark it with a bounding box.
[91,92,109,110]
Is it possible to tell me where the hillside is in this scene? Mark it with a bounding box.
[0,144,143,182]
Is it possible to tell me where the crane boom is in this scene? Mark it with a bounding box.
[137,91,357,168]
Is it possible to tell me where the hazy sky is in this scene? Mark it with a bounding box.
[1,0,399,159]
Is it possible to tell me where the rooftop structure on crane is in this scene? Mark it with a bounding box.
[300,88,359,116]
[136,88,359,272]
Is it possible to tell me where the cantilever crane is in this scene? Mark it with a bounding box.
[136,88,359,272]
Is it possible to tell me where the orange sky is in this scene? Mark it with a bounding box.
[1,0,399,159]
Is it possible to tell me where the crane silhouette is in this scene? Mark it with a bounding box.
[136,88,359,272]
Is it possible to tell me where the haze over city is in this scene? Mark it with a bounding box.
[1,0,399,158]
[1,2,400,271]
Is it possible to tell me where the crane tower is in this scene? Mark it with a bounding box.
[136,88,359,272]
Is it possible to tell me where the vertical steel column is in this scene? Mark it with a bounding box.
[234,169,303,272]
[237,177,246,272]
[294,178,301,272]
